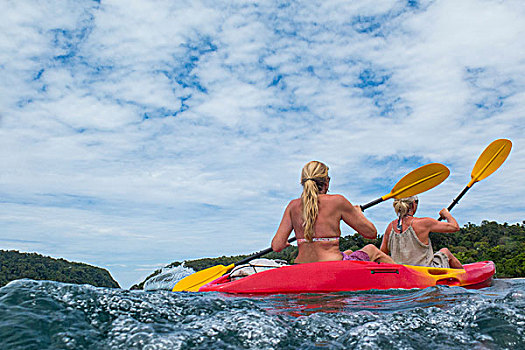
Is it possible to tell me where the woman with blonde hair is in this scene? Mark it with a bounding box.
[380,196,462,268]
[271,161,395,264]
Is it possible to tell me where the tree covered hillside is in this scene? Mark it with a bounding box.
[429,220,525,277]
[0,250,120,288]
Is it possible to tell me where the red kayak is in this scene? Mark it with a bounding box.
[199,260,495,294]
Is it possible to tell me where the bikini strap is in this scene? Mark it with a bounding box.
[297,237,339,243]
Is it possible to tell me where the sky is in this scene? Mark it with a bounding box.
[1,0,524,289]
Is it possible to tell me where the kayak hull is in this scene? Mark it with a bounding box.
[199,260,495,294]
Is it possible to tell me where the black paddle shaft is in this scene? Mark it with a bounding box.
[360,197,383,211]
[236,237,297,266]
[447,186,471,211]
[438,185,471,221]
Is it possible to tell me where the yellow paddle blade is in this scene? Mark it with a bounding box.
[468,139,512,187]
[382,163,450,200]
[172,263,234,292]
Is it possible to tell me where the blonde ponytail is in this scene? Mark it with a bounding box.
[300,161,329,242]
[393,200,411,218]
[393,196,418,230]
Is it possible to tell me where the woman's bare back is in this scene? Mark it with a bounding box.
[281,194,376,263]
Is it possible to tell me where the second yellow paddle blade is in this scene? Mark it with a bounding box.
[469,139,512,186]
[384,163,450,200]
[172,264,234,292]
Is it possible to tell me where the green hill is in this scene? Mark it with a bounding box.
[132,221,525,290]
[0,250,120,288]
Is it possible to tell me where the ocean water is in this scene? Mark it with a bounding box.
[0,277,524,349]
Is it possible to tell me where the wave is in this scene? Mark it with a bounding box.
[0,279,523,349]
[143,265,195,291]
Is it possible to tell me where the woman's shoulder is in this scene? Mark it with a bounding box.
[319,194,352,209]
[412,216,435,223]
[411,216,436,229]
[386,220,399,233]
[319,193,347,202]
[287,198,302,208]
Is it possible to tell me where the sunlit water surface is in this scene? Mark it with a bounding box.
[1,276,523,349]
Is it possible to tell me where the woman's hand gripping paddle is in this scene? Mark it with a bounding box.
[173,163,450,292]
[438,139,512,220]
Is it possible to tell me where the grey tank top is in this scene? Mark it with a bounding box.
[388,225,449,268]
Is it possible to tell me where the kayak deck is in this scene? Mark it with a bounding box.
[199,260,495,294]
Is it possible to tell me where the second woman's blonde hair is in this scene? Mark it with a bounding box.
[393,196,418,218]
[300,161,329,242]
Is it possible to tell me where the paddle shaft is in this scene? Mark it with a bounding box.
[447,185,471,212]
[438,185,472,221]
[360,197,383,211]
[236,237,297,265]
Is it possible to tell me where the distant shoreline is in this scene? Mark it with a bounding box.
[0,250,120,288]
